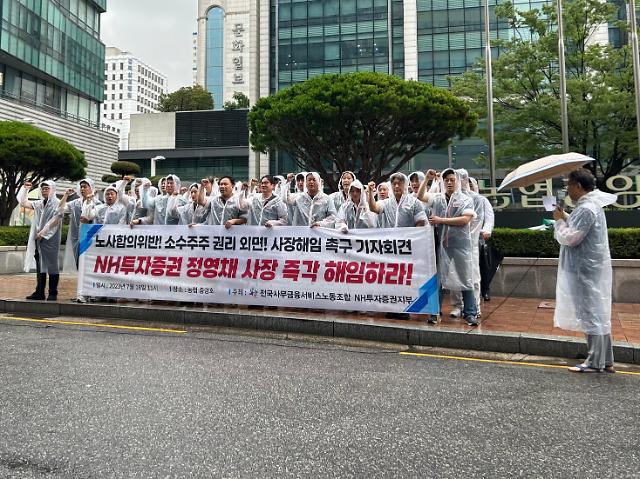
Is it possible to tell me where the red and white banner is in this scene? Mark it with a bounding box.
[78,224,439,314]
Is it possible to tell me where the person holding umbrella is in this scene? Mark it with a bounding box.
[552,168,617,373]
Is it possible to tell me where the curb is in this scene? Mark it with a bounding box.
[1,299,638,364]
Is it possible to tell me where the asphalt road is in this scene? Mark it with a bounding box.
[0,315,638,478]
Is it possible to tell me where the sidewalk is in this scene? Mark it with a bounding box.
[1,273,639,363]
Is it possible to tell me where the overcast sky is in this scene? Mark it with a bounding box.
[101,0,197,90]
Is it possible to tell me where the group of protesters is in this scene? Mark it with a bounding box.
[16,165,619,373]
[17,168,494,326]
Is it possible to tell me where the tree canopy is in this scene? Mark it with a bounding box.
[248,72,477,189]
[224,91,250,110]
[157,85,214,112]
[110,160,141,178]
[0,121,86,225]
[451,0,637,186]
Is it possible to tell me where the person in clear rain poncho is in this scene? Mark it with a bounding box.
[173,183,209,226]
[417,168,478,325]
[17,180,62,301]
[329,171,356,212]
[469,177,496,301]
[448,169,485,317]
[198,175,247,228]
[376,181,390,201]
[129,178,157,226]
[409,171,426,196]
[282,172,307,225]
[141,174,187,225]
[56,178,98,273]
[240,175,288,227]
[367,173,426,228]
[553,168,617,373]
[90,180,132,225]
[283,172,336,228]
[335,180,376,232]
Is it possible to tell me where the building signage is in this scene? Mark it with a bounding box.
[231,23,245,85]
[479,174,640,210]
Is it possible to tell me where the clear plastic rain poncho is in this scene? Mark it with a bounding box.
[408,171,426,196]
[376,181,391,201]
[329,171,357,212]
[241,186,288,226]
[92,181,131,225]
[142,174,187,225]
[335,180,376,231]
[17,180,61,274]
[274,175,286,198]
[59,178,98,272]
[205,187,247,226]
[233,181,245,197]
[284,172,337,227]
[470,178,494,235]
[174,183,209,225]
[553,190,617,335]
[157,177,167,195]
[427,169,476,291]
[282,172,307,225]
[457,169,485,284]
[209,177,220,197]
[130,178,156,224]
[377,173,427,228]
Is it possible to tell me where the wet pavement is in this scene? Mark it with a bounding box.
[2,273,639,345]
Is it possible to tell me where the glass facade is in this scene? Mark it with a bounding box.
[268,0,553,174]
[0,0,106,126]
[416,0,518,87]
[205,6,224,108]
[271,0,393,92]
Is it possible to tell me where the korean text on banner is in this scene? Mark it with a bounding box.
[78,225,439,314]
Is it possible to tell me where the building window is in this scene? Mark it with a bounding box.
[205,6,224,108]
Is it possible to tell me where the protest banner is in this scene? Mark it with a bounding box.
[78,224,439,314]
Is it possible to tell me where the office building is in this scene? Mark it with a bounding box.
[0,0,117,187]
[102,47,168,150]
[194,0,627,178]
[120,109,250,183]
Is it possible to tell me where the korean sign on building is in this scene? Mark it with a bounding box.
[479,174,640,210]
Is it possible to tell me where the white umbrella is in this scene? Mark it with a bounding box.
[497,152,595,191]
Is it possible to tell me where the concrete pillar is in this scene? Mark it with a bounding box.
[403,0,418,80]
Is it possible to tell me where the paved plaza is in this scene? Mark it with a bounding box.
[2,273,639,346]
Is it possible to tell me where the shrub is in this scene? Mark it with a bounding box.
[0,225,68,246]
[110,160,141,177]
[608,228,640,259]
[491,228,640,259]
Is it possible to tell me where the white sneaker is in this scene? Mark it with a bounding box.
[450,308,461,318]
[75,296,86,303]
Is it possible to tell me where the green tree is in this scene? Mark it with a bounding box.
[224,91,250,110]
[157,85,214,112]
[110,160,141,178]
[451,0,637,187]
[0,121,86,225]
[101,174,120,184]
[249,72,476,189]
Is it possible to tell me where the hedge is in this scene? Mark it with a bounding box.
[0,225,638,259]
[491,228,640,259]
[0,225,68,246]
